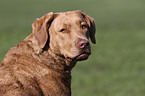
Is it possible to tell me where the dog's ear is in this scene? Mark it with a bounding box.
[77,10,96,44]
[32,12,54,49]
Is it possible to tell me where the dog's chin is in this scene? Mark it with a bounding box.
[75,53,90,61]
[66,52,91,62]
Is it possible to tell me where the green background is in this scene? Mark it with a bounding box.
[0,0,145,96]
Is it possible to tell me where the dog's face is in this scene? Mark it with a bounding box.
[32,11,96,62]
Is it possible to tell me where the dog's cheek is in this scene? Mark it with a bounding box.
[59,37,71,55]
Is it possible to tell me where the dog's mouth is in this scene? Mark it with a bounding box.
[66,52,91,62]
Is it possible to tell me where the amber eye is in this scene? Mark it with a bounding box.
[81,24,87,29]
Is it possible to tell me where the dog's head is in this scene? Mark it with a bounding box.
[32,10,96,62]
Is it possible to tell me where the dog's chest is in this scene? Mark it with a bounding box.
[38,73,71,96]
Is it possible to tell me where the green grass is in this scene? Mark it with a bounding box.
[0,0,145,96]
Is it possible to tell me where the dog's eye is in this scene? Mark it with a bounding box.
[60,29,67,33]
[81,24,87,29]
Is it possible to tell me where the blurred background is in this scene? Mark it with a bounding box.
[0,0,145,96]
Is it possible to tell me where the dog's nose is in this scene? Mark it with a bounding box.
[78,40,89,49]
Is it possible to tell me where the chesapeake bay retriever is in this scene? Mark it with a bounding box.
[0,10,96,96]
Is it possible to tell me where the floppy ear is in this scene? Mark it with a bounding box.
[32,12,54,49]
[77,10,96,44]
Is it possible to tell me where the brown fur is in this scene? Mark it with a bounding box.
[0,10,96,96]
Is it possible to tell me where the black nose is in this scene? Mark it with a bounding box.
[77,40,89,49]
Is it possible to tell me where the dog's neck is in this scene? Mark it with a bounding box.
[36,48,74,96]
[22,35,74,95]
[39,48,77,74]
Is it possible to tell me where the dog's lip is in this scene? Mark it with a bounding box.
[66,52,91,62]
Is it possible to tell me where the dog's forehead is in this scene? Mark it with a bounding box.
[54,12,84,24]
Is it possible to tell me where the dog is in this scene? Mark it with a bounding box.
[0,10,96,96]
